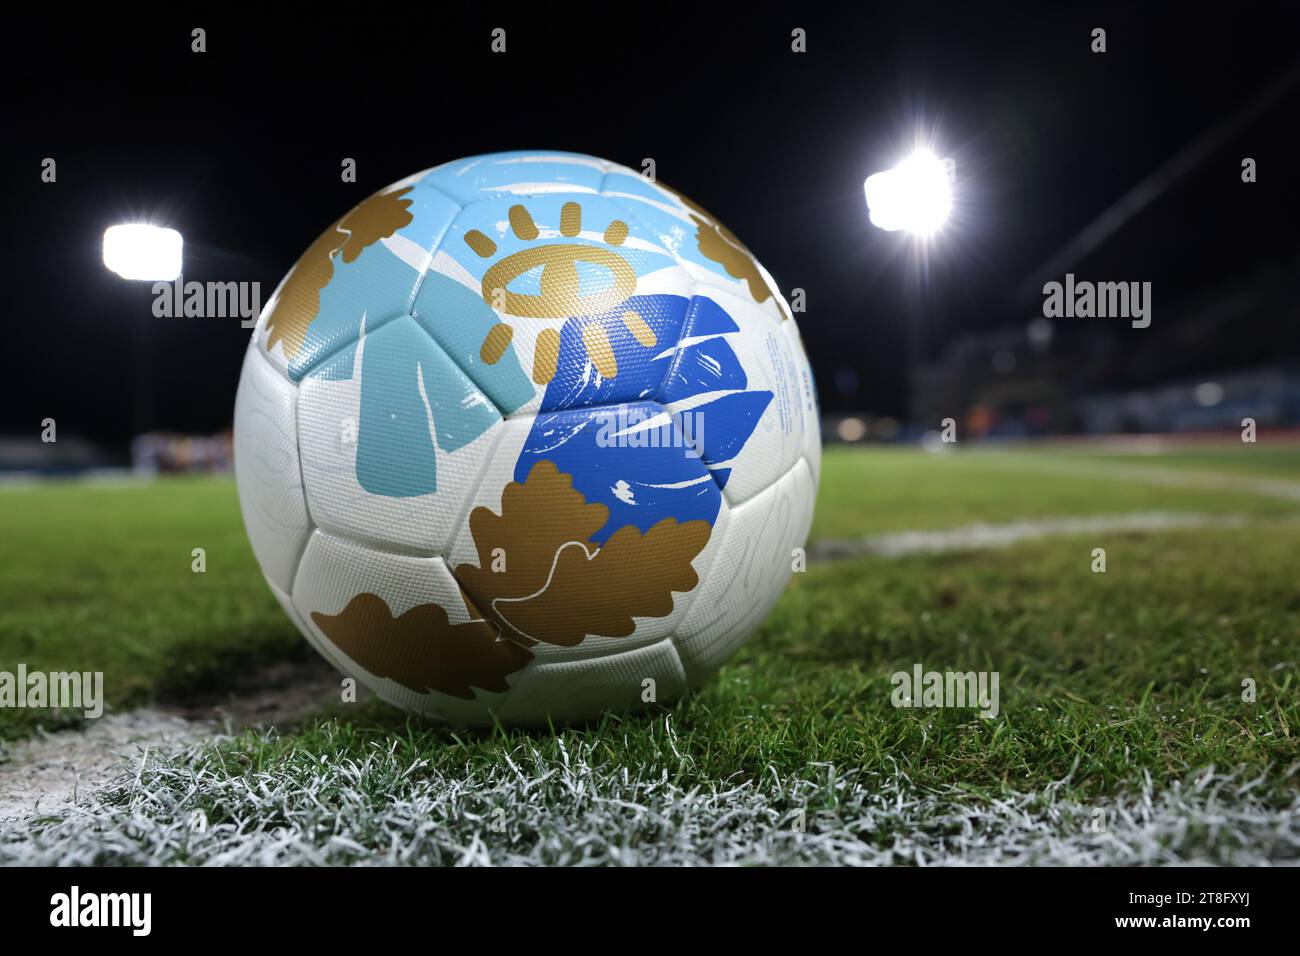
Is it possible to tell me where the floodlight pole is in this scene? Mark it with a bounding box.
[129,284,156,436]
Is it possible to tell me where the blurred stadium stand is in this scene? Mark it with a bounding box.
[0,431,233,478]
[885,258,1300,444]
[0,436,120,477]
[131,431,233,476]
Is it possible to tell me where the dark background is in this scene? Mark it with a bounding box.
[5,3,1300,449]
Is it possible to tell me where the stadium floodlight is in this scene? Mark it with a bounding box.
[864,150,953,235]
[103,224,183,280]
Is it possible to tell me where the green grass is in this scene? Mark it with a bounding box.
[2,444,1298,807]
[0,477,300,740]
[3,443,1298,863]
[1059,444,1300,477]
[810,444,1300,540]
[175,522,1294,807]
[764,524,1299,796]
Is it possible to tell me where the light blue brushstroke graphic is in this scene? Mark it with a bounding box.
[352,318,499,498]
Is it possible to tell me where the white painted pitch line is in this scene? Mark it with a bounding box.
[970,454,1300,502]
[0,663,355,822]
[810,511,1252,561]
[2,735,1295,866]
[0,711,201,822]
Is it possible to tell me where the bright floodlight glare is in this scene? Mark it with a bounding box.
[864,150,953,235]
[103,224,183,280]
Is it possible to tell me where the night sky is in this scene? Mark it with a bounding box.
[6,5,1300,446]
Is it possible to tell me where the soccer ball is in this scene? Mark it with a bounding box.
[233,151,820,724]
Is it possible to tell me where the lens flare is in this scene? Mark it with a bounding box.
[103,224,183,281]
[864,150,953,236]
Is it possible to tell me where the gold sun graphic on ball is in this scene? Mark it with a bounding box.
[464,202,656,384]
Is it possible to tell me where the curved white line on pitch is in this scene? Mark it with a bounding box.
[809,511,1258,561]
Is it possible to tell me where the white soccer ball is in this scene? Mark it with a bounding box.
[234,151,820,724]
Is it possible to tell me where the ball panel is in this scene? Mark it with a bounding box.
[261,184,460,383]
[673,457,816,681]
[442,411,720,666]
[605,181,789,327]
[233,344,311,593]
[412,194,695,418]
[292,528,523,720]
[442,414,533,563]
[660,286,810,506]
[416,151,608,205]
[265,575,345,675]
[297,315,505,554]
[409,266,538,417]
[248,270,297,380]
[784,319,822,489]
[290,528,694,726]
[491,637,688,726]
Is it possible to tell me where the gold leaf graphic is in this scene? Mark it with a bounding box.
[659,182,789,320]
[495,518,711,646]
[311,461,712,704]
[690,213,772,305]
[264,187,416,361]
[456,461,609,641]
[311,592,532,700]
[457,460,710,647]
